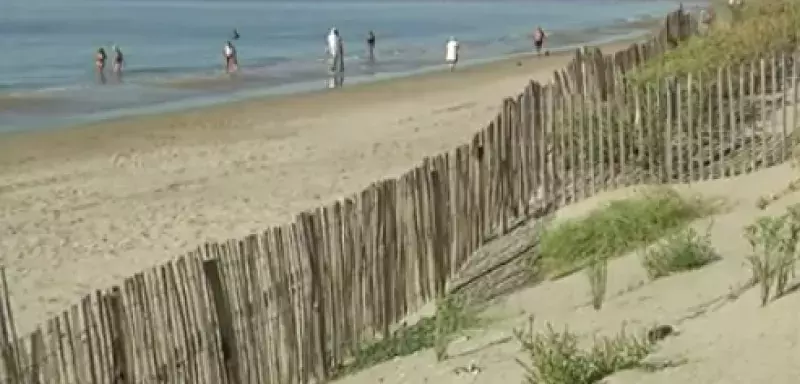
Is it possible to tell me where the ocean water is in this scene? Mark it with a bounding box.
[0,0,690,132]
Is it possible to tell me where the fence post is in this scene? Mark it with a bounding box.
[105,287,128,384]
[0,268,21,384]
[202,259,242,384]
[297,211,328,382]
[29,329,42,384]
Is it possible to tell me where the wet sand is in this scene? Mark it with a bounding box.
[0,41,634,332]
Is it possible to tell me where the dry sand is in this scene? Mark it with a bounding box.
[335,163,800,384]
[0,42,634,331]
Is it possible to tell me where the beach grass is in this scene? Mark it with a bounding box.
[536,188,717,279]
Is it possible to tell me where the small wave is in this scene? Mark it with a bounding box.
[5,84,90,98]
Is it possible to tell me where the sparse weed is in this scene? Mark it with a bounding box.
[433,294,481,361]
[586,253,609,310]
[744,205,800,306]
[642,226,720,280]
[514,316,653,384]
[331,293,481,378]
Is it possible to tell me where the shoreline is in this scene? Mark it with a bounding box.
[0,34,647,333]
[0,26,659,136]
[0,34,650,168]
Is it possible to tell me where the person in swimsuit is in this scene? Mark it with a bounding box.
[112,45,124,83]
[366,30,376,62]
[232,29,240,40]
[223,41,238,74]
[95,48,107,84]
[533,26,546,55]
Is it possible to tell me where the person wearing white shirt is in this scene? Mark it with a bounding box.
[445,36,460,72]
[326,27,345,88]
[223,41,238,74]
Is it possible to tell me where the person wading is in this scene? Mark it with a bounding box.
[111,45,124,83]
[533,26,546,55]
[223,40,238,75]
[366,30,376,62]
[445,36,460,71]
[95,47,107,84]
[326,27,345,88]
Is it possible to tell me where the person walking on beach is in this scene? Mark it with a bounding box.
[445,36,460,71]
[366,30,376,62]
[326,28,345,88]
[223,40,239,75]
[112,45,124,83]
[95,48,107,84]
[533,26,546,55]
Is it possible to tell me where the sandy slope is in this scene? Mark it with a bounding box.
[0,42,639,332]
[335,163,800,384]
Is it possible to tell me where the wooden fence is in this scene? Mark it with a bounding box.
[1,9,798,384]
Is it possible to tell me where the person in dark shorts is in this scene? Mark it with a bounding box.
[366,30,376,62]
[112,45,124,83]
[95,47,107,84]
[533,26,546,55]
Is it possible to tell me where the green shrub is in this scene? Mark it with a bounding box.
[642,227,720,280]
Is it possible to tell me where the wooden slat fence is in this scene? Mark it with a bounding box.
[1,11,799,384]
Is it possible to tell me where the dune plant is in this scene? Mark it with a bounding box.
[641,226,720,280]
[514,316,653,384]
[586,253,609,310]
[744,205,800,306]
[331,293,480,378]
[633,0,800,85]
[537,187,716,279]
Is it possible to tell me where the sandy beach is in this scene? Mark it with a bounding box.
[0,41,637,331]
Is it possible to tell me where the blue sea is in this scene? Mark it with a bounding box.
[0,0,694,132]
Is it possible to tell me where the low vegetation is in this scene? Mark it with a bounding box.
[536,188,717,279]
[514,317,653,384]
[745,204,800,306]
[331,294,481,378]
[633,0,800,85]
[586,254,609,310]
[641,227,721,280]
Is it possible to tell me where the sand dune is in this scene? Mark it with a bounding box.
[335,164,800,384]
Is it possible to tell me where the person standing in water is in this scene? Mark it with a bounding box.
[326,28,345,88]
[223,40,238,74]
[112,45,124,83]
[232,29,240,40]
[366,30,376,62]
[445,36,460,71]
[95,47,107,84]
[533,26,546,55]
